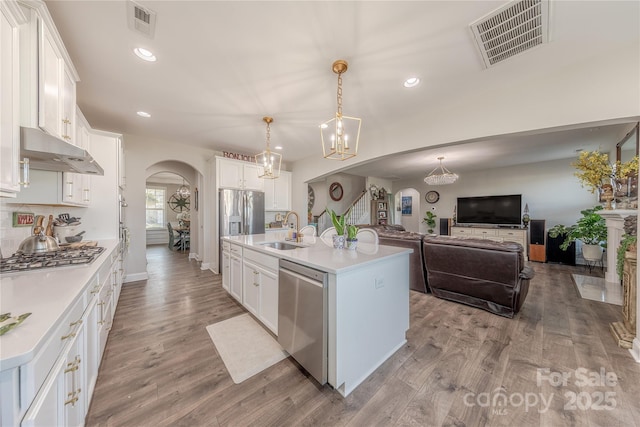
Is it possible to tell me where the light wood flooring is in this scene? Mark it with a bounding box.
[85,245,640,427]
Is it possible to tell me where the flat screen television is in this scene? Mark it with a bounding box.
[457,194,522,226]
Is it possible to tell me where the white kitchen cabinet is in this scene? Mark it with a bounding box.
[61,107,91,205]
[0,2,24,197]
[38,20,62,137]
[229,246,243,303]
[264,170,291,211]
[60,67,75,143]
[221,242,230,292]
[240,248,279,334]
[216,156,264,191]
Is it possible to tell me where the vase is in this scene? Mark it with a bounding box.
[582,244,603,262]
[346,238,358,250]
[332,234,345,249]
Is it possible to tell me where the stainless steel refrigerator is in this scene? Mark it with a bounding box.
[219,189,265,237]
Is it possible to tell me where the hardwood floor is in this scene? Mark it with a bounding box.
[86,246,640,427]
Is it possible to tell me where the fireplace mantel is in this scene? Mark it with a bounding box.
[599,209,638,283]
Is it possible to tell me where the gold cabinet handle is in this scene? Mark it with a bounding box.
[19,158,30,187]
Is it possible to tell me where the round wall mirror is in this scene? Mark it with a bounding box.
[329,182,344,201]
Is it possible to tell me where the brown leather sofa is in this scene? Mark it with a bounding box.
[357,224,429,293]
[422,235,534,318]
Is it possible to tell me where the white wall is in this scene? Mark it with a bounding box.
[122,133,215,282]
[392,157,599,236]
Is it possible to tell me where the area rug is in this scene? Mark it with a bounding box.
[206,313,288,384]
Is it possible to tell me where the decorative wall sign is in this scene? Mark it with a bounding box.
[223,151,256,162]
[401,196,413,215]
[13,212,35,227]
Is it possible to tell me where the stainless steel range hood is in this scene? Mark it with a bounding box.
[20,127,104,175]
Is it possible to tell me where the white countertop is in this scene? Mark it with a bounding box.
[0,239,119,370]
[223,234,412,274]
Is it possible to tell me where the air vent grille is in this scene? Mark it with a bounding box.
[470,0,550,68]
[127,1,157,38]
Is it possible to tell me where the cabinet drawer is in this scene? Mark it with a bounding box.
[451,228,473,236]
[229,243,243,256]
[243,248,278,271]
[497,229,524,239]
[20,294,86,406]
[222,241,230,252]
[473,228,498,237]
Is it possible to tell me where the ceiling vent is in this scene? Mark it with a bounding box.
[470,0,550,68]
[127,1,157,38]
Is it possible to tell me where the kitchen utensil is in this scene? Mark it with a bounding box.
[45,215,54,236]
[17,229,60,254]
[65,231,85,243]
[33,215,45,235]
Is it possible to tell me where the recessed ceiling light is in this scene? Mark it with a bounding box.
[137,111,151,118]
[320,123,328,129]
[134,47,156,62]
[403,77,420,88]
[274,145,283,150]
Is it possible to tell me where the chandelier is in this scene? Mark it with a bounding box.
[320,60,361,161]
[176,178,190,198]
[255,116,281,179]
[424,157,459,185]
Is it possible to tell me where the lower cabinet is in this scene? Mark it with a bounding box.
[221,243,230,292]
[241,249,279,335]
[229,243,243,302]
[16,245,122,426]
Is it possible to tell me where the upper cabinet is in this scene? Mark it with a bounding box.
[216,157,264,191]
[0,2,26,197]
[264,170,291,211]
[18,1,80,138]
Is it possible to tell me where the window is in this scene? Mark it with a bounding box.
[146,186,166,229]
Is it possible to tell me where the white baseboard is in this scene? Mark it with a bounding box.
[200,262,210,271]
[189,252,198,260]
[124,272,149,283]
[630,337,640,363]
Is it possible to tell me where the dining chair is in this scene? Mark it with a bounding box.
[356,228,379,244]
[320,227,337,238]
[299,225,317,237]
[167,222,178,250]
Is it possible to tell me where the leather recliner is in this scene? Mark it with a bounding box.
[422,235,534,318]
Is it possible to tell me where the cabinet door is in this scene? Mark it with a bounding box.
[242,163,264,191]
[242,260,260,317]
[21,359,63,427]
[38,22,62,137]
[221,250,230,291]
[259,267,278,335]
[0,6,21,196]
[217,158,244,189]
[60,67,75,144]
[62,323,85,427]
[230,254,242,302]
[84,297,100,405]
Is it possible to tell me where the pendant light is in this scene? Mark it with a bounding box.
[320,60,361,161]
[255,116,281,179]
[176,178,190,198]
[424,157,459,185]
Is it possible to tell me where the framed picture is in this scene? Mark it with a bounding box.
[378,210,387,219]
[13,212,35,227]
[401,196,412,215]
[378,202,386,210]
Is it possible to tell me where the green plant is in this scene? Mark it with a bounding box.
[327,208,351,236]
[616,234,637,277]
[548,206,607,250]
[346,224,358,240]
[423,211,437,234]
[572,151,613,194]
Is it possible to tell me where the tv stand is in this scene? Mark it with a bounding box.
[451,225,528,258]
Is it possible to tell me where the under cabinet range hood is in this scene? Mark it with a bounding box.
[20,127,104,175]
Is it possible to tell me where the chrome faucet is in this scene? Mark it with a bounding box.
[284,211,301,243]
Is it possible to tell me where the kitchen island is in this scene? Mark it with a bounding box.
[222,234,412,397]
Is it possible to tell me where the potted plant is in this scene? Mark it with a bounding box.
[571,150,613,194]
[616,233,637,277]
[548,206,607,261]
[346,224,359,250]
[423,211,437,234]
[327,208,351,249]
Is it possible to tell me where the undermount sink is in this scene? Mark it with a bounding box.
[260,242,302,250]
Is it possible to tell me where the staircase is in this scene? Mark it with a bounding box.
[316,190,371,235]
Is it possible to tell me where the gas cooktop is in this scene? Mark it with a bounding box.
[0,246,105,274]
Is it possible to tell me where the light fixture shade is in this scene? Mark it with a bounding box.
[320,114,361,161]
[321,60,361,161]
[176,185,190,198]
[424,157,459,185]
[256,116,281,179]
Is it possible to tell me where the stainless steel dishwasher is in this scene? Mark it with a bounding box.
[278,258,328,384]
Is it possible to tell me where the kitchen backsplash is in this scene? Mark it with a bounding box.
[0,200,87,256]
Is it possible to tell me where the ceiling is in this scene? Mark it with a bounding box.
[44,0,639,180]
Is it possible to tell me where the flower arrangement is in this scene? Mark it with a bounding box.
[572,151,639,194]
